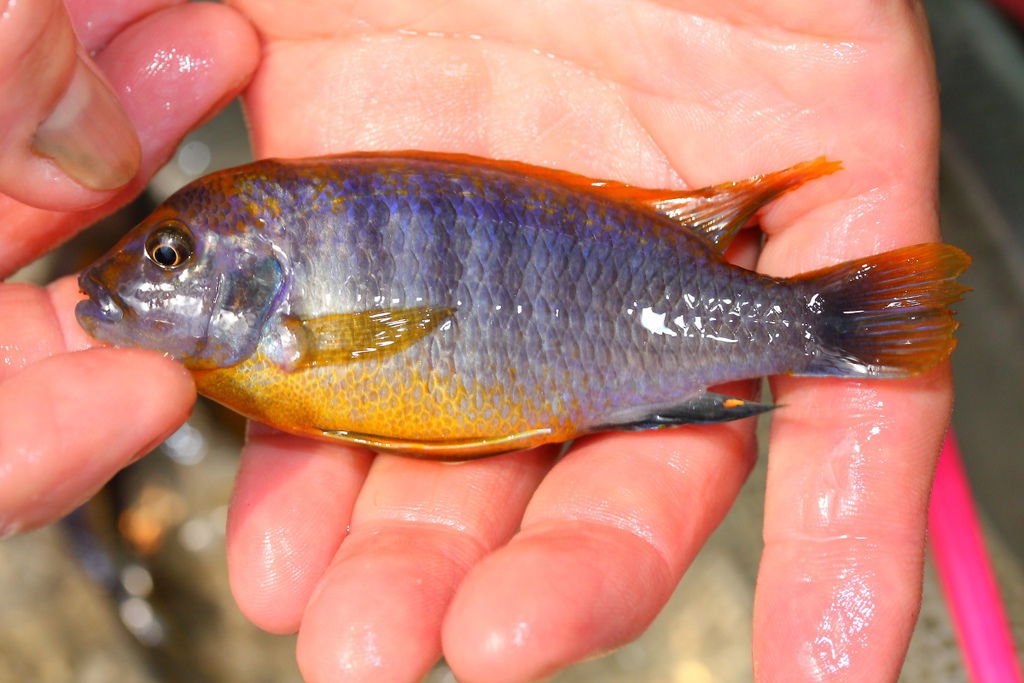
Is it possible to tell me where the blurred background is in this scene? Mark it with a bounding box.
[2,0,1022,680]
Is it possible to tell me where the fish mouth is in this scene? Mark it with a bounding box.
[76,271,124,325]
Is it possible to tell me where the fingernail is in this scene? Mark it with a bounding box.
[32,56,141,190]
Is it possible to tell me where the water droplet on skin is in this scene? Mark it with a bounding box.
[333,626,384,670]
[801,386,890,532]
[0,343,25,370]
[801,570,877,679]
[511,620,530,647]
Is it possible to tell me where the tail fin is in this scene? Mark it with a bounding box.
[795,243,971,378]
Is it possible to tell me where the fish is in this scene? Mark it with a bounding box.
[76,151,970,458]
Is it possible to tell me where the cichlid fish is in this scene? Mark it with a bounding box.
[77,152,969,458]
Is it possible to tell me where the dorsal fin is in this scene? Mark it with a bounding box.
[646,158,842,251]
[305,151,840,252]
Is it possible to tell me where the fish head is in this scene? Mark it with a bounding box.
[76,188,286,370]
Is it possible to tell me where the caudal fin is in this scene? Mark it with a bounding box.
[795,243,971,378]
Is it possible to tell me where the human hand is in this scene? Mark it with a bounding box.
[219,2,947,681]
[0,0,259,534]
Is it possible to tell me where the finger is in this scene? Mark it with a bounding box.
[226,426,374,634]
[45,275,101,353]
[0,1,259,277]
[754,372,950,681]
[0,0,139,206]
[0,276,110,390]
[0,347,194,535]
[64,0,186,53]
[0,277,195,534]
[296,448,554,683]
[748,7,945,675]
[0,283,69,383]
[442,423,756,683]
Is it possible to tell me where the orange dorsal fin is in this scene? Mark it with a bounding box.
[310,151,840,252]
[643,157,842,251]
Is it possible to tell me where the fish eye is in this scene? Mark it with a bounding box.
[145,222,194,270]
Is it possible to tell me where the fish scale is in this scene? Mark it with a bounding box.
[267,160,783,428]
[76,152,968,457]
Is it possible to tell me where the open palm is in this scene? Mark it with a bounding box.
[225,2,948,682]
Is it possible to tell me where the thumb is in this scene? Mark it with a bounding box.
[0,0,140,210]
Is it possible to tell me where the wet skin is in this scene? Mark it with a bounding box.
[223,2,950,683]
[0,1,949,682]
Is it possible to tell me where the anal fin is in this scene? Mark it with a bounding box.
[596,393,775,432]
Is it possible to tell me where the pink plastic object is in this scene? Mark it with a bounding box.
[928,431,1022,682]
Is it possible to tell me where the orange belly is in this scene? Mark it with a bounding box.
[192,353,577,457]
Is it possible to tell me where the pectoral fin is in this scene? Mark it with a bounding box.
[284,305,455,370]
[596,393,775,431]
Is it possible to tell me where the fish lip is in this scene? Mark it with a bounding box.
[77,271,124,324]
